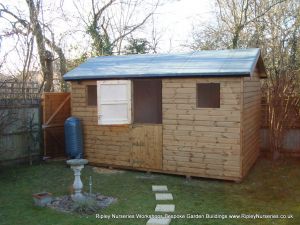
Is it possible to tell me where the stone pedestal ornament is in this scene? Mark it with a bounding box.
[66,159,88,202]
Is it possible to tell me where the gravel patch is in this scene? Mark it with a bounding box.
[47,193,117,215]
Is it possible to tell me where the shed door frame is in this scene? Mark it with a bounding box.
[132,79,162,124]
[130,79,163,170]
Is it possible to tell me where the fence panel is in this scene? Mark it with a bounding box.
[260,96,300,155]
[0,81,41,165]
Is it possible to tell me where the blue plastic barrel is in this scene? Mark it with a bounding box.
[64,117,83,159]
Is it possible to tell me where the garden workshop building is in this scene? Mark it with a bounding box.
[64,48,266,181]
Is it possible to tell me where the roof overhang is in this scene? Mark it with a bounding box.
[64,48,266,81]
[65,72,251,81]
[249,49,267,78]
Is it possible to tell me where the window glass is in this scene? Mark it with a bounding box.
[197,83,220,108]
[87,85,97,106]
[133,79,162,124]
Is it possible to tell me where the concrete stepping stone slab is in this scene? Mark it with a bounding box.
[146,217,171,225]
[155,204,175,212]
[152,185,168,192]
[155,193,173,201]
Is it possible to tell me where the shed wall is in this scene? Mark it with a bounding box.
[241,74,261,176]
[162,78,242,180]
[71,81,132,166]
[70,77,249,181]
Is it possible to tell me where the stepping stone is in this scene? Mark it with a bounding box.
[152,185,168,192]
[146,217,171,225]
[155,204,175,212]
[155,193,173,200]
[136,175,155,179]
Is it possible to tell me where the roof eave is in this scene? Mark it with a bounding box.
[249,50,267,78]
[63,72,251,81]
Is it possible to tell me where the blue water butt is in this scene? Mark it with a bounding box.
[64,117,83,159]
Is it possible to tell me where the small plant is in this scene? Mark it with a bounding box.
[72,198,99,215]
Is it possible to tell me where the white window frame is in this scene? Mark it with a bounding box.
[97,80,131,125]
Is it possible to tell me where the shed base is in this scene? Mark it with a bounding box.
[88,162,243,182]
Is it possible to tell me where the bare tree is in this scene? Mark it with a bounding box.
[0,2,68,92]
[263,71,300,159]
[0,4,37,91]
[148,15,163,53]
[75,0,159,56]
[191,0,287,49]
[191,0,300,79]
[25,0,51,92]
[44,25,68,92]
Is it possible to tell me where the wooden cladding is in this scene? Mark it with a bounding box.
[86,85,97,106]
[241,75,261,177]
[133,79,162,124]
[131,124,162,169]
[162,78,242,180]
[70,75,262,181]
[42,93,71,157]
[196,83,220,108]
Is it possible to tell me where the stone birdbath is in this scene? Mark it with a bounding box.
[66,159,88,202]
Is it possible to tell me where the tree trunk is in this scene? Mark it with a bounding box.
[45,38,68,92]
[44,51,54,92]
[26,0,53,92]
[232,26,242,49]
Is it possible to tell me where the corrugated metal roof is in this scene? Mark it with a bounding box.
[63,48,266,81]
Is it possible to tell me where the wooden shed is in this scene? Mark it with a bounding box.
[64,48,267,181]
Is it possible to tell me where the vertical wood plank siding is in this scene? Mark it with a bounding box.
[241,74,261,177]
[162,78,242,180]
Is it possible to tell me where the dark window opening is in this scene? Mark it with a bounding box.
[87,85,97,106]
[133,79,162,124]
[197,83,220,108]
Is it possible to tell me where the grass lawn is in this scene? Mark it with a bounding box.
[0,158,300,225]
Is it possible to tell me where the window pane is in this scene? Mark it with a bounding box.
[197,83,220,108]
[101,103,129,124]
[100,84,128,102]
[87,85,97,106]
[133,79,162,124]
[97,80,131,125]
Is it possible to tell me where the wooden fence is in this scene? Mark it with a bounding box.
[42,93,70,158]
[0,81,40,105]
[0,81,41,166]
[260,97,300,156]
[260,97,300,128]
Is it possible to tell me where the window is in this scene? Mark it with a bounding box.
[133,79,162,124]
[86,85,97,106]
[196,83,220,108]
[97,80,131,125]
[96,79,162,125]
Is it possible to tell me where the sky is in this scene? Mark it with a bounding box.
[151,0,214,52]
[0,0,215,73]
